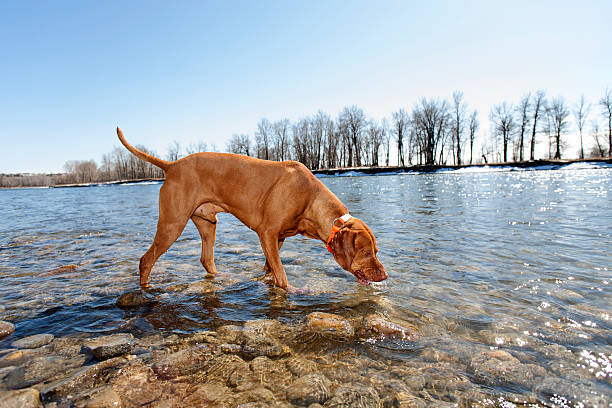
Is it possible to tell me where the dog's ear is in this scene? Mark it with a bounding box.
[362,223,378,254]
[331,227,355,271]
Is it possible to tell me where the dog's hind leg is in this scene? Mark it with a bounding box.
[192,214,218,275]
[139,185,190,287]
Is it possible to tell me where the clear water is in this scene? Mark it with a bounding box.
[0,167,610,405]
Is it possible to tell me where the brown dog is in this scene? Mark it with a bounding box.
[117,127,387,289]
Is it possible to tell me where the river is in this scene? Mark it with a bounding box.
[0,163,610,406]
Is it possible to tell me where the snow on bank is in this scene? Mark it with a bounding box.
[315,161,612,178]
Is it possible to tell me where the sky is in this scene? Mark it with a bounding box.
[1,0,610,173]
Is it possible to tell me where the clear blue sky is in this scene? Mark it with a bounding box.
[1,0,610,173]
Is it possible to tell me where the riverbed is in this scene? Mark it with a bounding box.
[0,165,610,406]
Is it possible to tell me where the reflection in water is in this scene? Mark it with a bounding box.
[0,167,611,405]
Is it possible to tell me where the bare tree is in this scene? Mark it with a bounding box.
[367,119,384,166]
[590,121,607,157]
[380,118,391,166]
[226,134,252,156]
[166,141,181,161]
[546,97,570,159]
[490,102,514,162]
[450,91,467,165]
[530,90,546,160]
[574,95,590,159]
[412,98,450,165]
[255,118,272,160]
[272,119,290,161]
[186,141,208,155]
[600,88,612,157]
[516,93,531,161]
[338,106,366,167]
[391,109,409,166]
[468,110,479,164]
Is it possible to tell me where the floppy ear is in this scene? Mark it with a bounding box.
[362,223,379,253]
[331,228,355,271]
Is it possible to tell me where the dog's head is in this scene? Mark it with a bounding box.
[329,218,388,285]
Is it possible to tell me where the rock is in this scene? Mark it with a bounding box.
[72,386,123,408]
[116,291,147,308]
[108,361,162,407]
[183,280,217,294]
[286,373,332,406]
[241,335,291,360]
[42,357,127,401]
[217,325,244,343]
[11,333,54,349]
[192,353,250,385]
[285,357,318,376]
[360,315,417,340]
[0,321,15,339]
[234,386,276,406]
[182,382,232,406]
[468,350,547,388]
[303,312,354,339]
[250,356,292,390]
[83,333,134,360]
[4,356,69,389]
[50,337,85,357]
[324,385,381,408]
[151,344,214,379]
[0,388,42,408]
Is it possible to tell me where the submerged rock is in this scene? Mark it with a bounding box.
[4,355,69,389]
[360,314,417,340]
[43,357,128,401]
[151,344,215,379]
[0,320,15,339]
[0,388,42,408]
[116,291,147,308]
[83,333,134,360]
[325,384,381,408]
[285,373,332,406]
[468,349,547,388]
[10,333,54,349]
[303,312,354,339]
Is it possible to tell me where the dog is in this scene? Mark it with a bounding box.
[116,127,387,290]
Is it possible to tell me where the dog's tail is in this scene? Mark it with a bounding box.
[116,127,170,172]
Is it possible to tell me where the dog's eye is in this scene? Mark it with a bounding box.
[362,250,372,256]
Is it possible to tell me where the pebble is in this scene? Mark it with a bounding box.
[0,320,15,339]
[303,312,354,339]
[10,333,54,349]
[83,333,134,360]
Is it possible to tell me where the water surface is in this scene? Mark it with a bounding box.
[0,167,610,405]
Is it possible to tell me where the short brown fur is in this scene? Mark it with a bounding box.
[117,127,387,289]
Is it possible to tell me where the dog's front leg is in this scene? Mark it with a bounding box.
[258,232,289,289]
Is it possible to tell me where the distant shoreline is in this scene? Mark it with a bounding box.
[312,157,612,176]
[1,157,611,189]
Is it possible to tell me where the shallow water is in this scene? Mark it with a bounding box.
[1,167,611,406]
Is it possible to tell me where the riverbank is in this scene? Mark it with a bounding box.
[2,157,611,189]
[312,157,612,176]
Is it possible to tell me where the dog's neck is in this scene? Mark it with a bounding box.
[312,202,350,245]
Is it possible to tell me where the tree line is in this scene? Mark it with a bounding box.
[2,88,611,188]
[228,88,611,167]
